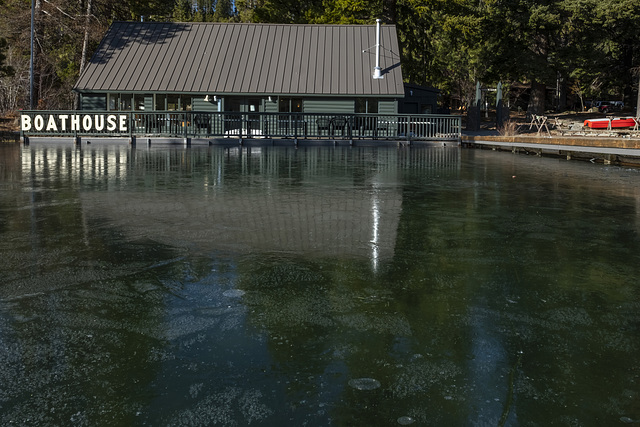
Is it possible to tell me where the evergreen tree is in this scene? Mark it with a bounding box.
[213,0,234,21]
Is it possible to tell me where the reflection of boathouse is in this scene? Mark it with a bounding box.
[20,146,462,265]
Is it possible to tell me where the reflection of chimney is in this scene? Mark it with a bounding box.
[373,19,383,80]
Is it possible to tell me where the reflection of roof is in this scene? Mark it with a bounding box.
[80,189,402,261]
[74,22,404,97]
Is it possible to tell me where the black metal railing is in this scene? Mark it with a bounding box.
[20,111,461,142]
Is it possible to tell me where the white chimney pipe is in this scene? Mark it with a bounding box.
[373,19,383,79]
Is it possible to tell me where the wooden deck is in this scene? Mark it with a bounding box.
[462,133,640,166]
[19,111,462,144]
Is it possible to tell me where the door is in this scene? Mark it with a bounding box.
[225,97,262,135]
[225,98,243,133]
[246,98,261,135]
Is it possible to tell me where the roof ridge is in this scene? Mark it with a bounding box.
[111,21,395,27]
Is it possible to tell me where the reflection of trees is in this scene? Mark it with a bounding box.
[6,144,640,424]
[375,149,640,424]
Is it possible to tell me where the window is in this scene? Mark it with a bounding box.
[108,94,134,111]
[134,94,146,111]
[278,97,302,112]
[108,94,118,111]
[120,95,132,111]
[368,99,378,114]
[180,95,192,111]
[156,95,191,111]
[155,95,166,111]
[167,95,179,111]
[356,98,378,114]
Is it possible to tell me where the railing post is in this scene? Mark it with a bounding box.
[74,111,80,145]
[129,111,135,145]
[293,113,298,142]
[184,112,190,146]
[20,112,26,145]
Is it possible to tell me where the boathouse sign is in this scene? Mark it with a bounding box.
[22,113,129,133]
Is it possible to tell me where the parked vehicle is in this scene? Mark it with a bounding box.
[590,100,624,113]
[593,101,612,113]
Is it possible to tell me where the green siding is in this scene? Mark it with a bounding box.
[193,97,219,112]
[264,99,278,113]
[303,98,354,114]
[81,94,107,110]
[144,96,154,111]
[378,99,397,115]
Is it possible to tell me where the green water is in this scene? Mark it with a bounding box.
[1,143,640,426]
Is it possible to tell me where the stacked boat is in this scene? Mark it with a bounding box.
[583,117,637,129]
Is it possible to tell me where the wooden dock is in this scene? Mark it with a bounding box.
[462,133,640,166]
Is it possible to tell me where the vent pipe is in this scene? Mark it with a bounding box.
[372,19,383,80]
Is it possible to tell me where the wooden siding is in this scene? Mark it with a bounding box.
[378,99,397,115]
[81,94,107,110]
[144,96,154,112]
[264,100,278,113]
[303,98,354,114]
[75,22,404,97]
[192,98,219,112]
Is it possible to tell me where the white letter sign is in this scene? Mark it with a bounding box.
[21,115,31,131]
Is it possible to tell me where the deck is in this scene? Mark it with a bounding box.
[462,132,640,166]
[20,111,461,146]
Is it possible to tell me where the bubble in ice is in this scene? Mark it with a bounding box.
[397,416,416,425]
[223,289,245,298]
[348,378,381,390]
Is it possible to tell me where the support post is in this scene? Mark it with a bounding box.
[496,82,505,129]
[466,81,482,131]
[637,72,640,120]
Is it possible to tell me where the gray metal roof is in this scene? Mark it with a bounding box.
[74,22,405,97]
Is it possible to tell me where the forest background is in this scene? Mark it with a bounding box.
[0,0,638,117]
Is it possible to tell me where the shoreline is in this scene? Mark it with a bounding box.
[461,132,640,166]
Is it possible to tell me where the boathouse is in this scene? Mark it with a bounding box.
[21,21,460,144]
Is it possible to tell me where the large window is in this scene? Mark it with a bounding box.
[108,94,132,111]
[155,94,192,111]
[278,97,302,112]
[108,93,150,111]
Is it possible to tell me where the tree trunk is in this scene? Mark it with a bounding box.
[636,72,640,119]
[76,0,93,109]
[30,0,43,109]
[527,80,546,116]
[557,74,567,112]
[34,0,43,109]
[79,0,93,76]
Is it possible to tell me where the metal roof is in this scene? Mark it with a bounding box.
[74,22,405,97]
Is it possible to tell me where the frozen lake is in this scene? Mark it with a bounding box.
[1,143,640,425]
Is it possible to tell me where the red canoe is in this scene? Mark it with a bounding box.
[584,117,637,129]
